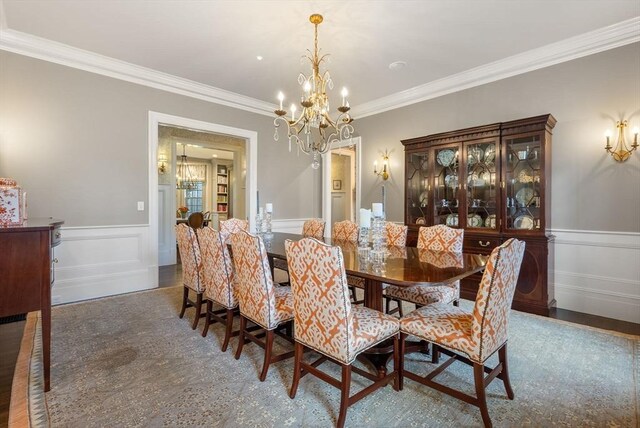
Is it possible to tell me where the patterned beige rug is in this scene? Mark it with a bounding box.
[45,287,638,427]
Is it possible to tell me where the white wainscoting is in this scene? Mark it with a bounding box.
[271,218,310,235]
[551,229,640,323]
[52,225,157,305]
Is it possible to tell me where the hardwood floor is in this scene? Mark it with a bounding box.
[0,264,637,427]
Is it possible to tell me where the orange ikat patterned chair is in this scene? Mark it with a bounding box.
[285,237,400,428]
[231,230,295,381]
[302,218,326,239]
[331,220,364,304]
[398,238,526,428]
[385,222,408,246]
[175,224,206,330]
[385,225,464,316]
[219,218,249,243]
[197,227,238,352]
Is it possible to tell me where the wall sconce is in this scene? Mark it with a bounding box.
[158,153,167,174]
[374,150,390,180]
[605,120,638,162]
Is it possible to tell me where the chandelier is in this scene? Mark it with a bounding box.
[176,144,195,190]
[274,13,355,169]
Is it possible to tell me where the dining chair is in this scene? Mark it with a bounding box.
[385,222,408,246]
[197,227,238,352]
[398,238,525,428]
[331,220,364,304]
[187,211,205,229]
[285,237,400,428]
[302,218,326,239]
[385,225,464,316]
[230,230,295,381]
[219,218,249,243]
[175,224,206,329]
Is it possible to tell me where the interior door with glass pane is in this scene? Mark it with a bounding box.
[465,139,499,231]
[433,145,461,227]
[405,151,430,225]
[504,133,543,231]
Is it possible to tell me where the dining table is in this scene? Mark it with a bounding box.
[260,232,488,376]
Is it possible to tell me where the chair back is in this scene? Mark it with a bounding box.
[471,238,525,362]
[285,237,355,364]
[417,225,464,252]
[187,212,205,229]
[220,218,249,243]
[302,218,326,239]
[332,220,358,242]
[197,227,237,309]
[175,224,204,293]
[230,230,278,329]
[385,222,408,246]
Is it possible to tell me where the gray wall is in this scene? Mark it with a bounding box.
[357,43,640,232]
[0,51,322,226]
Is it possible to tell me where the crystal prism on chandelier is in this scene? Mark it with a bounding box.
[273,13,355,169]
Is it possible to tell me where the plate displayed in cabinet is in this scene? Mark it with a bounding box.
[467,147,483,165]
[437,149,456,167]
[419,191,428,206]
[485,214,497,229]
[416,217,426,225]
[513,214,534,230]
[445,214,459,227]
[484,146,496,164]
[515,187,537,206]
[467,214,483,228]
[518,168,534,183]
[445,174,458,188]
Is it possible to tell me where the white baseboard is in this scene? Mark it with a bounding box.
[551,229,640,323]
[52,225,157,305]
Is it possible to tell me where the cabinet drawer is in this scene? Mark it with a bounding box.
[51,226,62,247]
[464,236,500,254]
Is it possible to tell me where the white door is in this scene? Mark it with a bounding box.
[158,184,176,265]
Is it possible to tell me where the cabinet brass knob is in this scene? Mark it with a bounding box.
[53,258,59,263]
[479,241,490,247]
[55,232,61,238]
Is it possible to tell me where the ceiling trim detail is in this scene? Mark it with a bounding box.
[353,17,640,119]
[0,29,276,117]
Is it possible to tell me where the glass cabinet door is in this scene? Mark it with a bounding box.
[504,134,543,231]
[465,139,499,230]
[433,145,461,227]
[406,151,430,225]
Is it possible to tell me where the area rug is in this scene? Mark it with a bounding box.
[45,287,638,427]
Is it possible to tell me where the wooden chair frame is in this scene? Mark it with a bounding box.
[201,303,238,352]
[399,333,514,428]
[234,315,295,381]
[290,337,399,428]
[179,286,206,330]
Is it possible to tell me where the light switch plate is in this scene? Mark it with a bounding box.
[137,201,144,211]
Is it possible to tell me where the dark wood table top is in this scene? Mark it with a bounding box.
[262,232,487,288]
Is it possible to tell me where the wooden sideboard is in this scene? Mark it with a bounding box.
[0,218,63,391]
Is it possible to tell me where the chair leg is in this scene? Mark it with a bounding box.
[221,309,234,352]
[349,286,357,303]
[259,330,274,382]
[453,299,460,307]
[179,286,188,318]
[474,362,492,428]
[337,364,352,428]
[499,344,514,400]
[289,342,304,399]
[234,315,246,360]
[191,292,203,330]
[431,343,440,364]
[398,300,404,317]
[392,334,400,392]
[398,333,406,391]
[201,300,212,337]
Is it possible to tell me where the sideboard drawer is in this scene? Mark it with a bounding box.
[464,236,501,255]
[51,226,62,247]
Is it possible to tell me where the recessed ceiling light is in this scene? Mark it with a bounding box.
[256,55,263,61]
[389,61,407,70]
[212,154,218,158]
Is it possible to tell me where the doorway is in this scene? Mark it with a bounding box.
[148,112,257,270]
[322,137,361,238]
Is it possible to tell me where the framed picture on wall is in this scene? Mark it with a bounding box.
[332,179,342,190]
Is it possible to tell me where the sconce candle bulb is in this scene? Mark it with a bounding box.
[374,150,390,181]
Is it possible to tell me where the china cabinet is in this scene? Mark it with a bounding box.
[402,114,556,315]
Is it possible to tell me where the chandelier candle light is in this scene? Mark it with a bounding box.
[274,14,355,169]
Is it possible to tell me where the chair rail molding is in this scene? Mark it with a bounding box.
[550,228,640,323]
[52,224,156,304]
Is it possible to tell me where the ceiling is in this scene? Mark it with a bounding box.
[2,1,639,110]
[160,125,243,160]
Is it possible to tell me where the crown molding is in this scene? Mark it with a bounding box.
[0,28,276,117]
[353,17,640,119]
